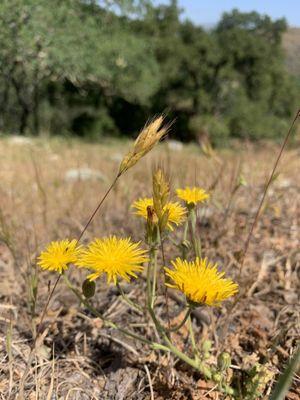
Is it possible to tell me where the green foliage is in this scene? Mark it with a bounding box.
[270,346,300,400]
[189,115,230,146]
[0,1,298,144]
[223,89,291,140]
[242,363,274,399]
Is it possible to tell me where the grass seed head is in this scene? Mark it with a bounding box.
[152,168,170,227]
[118,116,168,175]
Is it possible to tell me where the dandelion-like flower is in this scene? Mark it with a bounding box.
[176,187,210,205]
[132,197,186,231]
[165,257,238,306]
[37,239,81,274]
[76,236,148,284]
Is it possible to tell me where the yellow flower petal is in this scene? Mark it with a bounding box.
[132,197,186,231]
[76,236,148,285]
[37,239,81,274]
[176,187,210,205]
[165,257,238,306]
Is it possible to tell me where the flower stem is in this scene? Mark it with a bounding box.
[188,314,200,361]
[189,207,201,258]
[147,246,158,317]
[181,219,189,258]
[116,282,143,313]
[150,247,158,308]
[166,308,191,332]
[146,246,201,371]
[63,275,162,348]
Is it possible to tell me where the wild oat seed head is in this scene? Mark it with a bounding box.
[165,257,238,306]
[37,239,81,274]
[76,236,148,284]
[152,168,170,220]
[118,116,168,175]
[132,197,186,231]
[176,187,210,205]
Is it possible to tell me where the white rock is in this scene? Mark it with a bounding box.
[277,178,292,189]
[167,140,183,151]
[8,136,33,145]
[49,154,60,162]
[64,168,107,182]
[110,153,123,163]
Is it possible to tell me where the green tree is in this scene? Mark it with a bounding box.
[0,0,159,135]
[215,9,298,139]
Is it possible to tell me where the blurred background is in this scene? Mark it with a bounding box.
[0,0,299,145]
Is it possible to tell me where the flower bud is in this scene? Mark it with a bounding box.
[82,279,96,298]
[202,340,212,353]
[217,352,231,371]
[212,372,222,383]
[199,362,212,379]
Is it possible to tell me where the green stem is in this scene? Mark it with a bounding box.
[65,273,206,375]
[116,282,143,313]
[182,219,189,258]
[188,314,200,361]
[64,275,156,347]
[189,207,201,258]
[157,227,171,329]
[146,247,201,371]
[151,248,158,308]
[166,308,191,332]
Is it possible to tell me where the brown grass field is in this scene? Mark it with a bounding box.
[0,136,299,399]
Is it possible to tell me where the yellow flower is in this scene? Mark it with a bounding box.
[76,236,148,284]
[165,257,238,306]
[176,187,210,205]
[132,197,186,230]
[37,239,81,274]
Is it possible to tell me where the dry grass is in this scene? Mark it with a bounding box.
[0,137,299,399]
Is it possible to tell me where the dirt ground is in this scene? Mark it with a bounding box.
[0,137,299,399]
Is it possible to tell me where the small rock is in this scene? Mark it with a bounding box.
[64,168,107,182]
[8,136,33,145]
[277,178,292,189]
[167,140,183,151]
[49,154,60,162]
[110,153,123,163]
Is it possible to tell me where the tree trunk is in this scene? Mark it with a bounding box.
[32,81,40,135]
[11,75,31,135]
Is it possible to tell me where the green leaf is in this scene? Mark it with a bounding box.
[270,346,300,400]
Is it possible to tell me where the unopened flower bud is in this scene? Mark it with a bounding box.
[82,279,96,298]
[217,352,231,371]
[202,340,212,353]
[212,372,222,383]
[199,362,212,379]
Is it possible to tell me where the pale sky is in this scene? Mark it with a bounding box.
[154,0,300,27]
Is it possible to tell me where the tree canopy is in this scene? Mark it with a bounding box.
[0,0,298,143]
